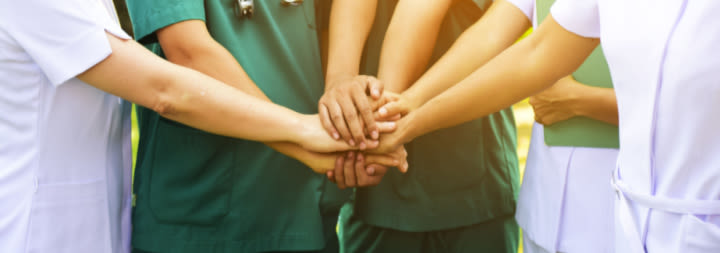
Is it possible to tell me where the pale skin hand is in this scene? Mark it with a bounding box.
[530,76,619,126]
[77,32,353,153]
[319,75,384,149]
[371,16,601,154]
[323,0,381,148]
[154,20,366,167]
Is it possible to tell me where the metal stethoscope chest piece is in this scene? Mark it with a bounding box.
[235,0,304,19]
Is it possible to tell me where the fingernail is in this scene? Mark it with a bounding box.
[357,154,364,161]
[333,132,340,139]
[359,142,366,150]
[393,159,400,165]
[388,122,396,128]
[372,88,380,97]
[371,130,379,139]
[349,139,356,146]
[367,166,375,175]
[347,152,353,158]
[379,107,387,116]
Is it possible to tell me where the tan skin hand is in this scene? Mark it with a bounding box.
[319,75,384,149]
[529,75,581,126]
[327,146,409,189]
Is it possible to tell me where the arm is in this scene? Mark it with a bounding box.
[376,16,600,152]
[78,32,352,153]
[320,0,381,148]
[378,0,532,116]
[530,75,618,126]
[375,0,454,93]
[156,20,343,172]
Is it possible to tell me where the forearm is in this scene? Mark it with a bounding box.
[573,85,619,125]
[81,35,311,144]
[402,0,531,106]
[402,17,599,142]
[376,0,453,92]
[325,0,378,86]
[165,35,317,162]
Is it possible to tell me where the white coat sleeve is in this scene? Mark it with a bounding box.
[505,0,534,21]
[551,0,600,38]
[1,0,131,86]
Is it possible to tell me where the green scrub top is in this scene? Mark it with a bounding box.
[126,1,349,252]
[319,0,520,232]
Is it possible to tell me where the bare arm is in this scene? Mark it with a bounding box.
[376,0,454,92]
[319,0,382,148]
[530,75,618,126]
[78,32,352,153]
[379,0,532,116]
[156,20,344,173]
[376,16,600,152]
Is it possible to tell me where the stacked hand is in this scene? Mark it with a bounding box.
[310,75,413,188]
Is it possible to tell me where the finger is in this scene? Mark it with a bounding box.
[351,87,379,140]
[377,101,407,119]
[343,152,357,187]
[364,139,379,149]
[368,164,389,177]
[338,93,366,147]
[365,155,401,168]
[326,171,334,182]
[365,76,384,99]
[363,165,387,187]
[376,121,397,133]
[354,153,370,186]
[334,154,346,189]
[319,104,340,140]
[328,101,354,145]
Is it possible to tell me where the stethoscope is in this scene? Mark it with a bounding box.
[235,0,304,19]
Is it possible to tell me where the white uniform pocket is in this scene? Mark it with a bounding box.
[679,214,720,252]
[25,179,111,253]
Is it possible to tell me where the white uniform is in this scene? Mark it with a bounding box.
[0,0,132,252]
[550,0,720,252]
[508,1,619,253]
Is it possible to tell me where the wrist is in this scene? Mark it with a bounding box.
[291,114,312,146]
[396,112,418,145]
[325,73,356,90]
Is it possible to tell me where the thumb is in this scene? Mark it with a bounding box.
[377,102,406,119]
[367,77,384,99]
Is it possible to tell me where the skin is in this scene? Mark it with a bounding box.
[152,20,401,173]
[320,0,382,148]
[326,0,454,187]
[77,33,354,154]
[530,75,618,126]
[372,15,601,153]
[323,0,411,187]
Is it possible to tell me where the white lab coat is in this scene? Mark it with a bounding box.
[0,0,132,252]
[551,0,720,252]
[517,125,617,253]
[506,1,619,252]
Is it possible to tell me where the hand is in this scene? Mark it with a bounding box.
[529,76,581,126]
[375,93,416,121]
[319,75,383,149]
[297,114,398,153]
[326,146,408,189]
[297,150,339,174]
